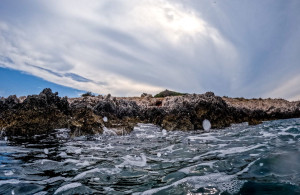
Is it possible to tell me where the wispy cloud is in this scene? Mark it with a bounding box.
[0,0,299,99]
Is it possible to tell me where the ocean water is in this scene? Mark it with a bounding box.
[0,118,300,194]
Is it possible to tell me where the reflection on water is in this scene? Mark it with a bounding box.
[0,118,300,194]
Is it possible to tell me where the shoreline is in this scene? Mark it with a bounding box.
[1,88,300,138]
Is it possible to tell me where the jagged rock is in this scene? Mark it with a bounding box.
[0,88,300,138]
[69,108,103,136]
[94,99,117,116]
[104,94,111,100]
[5,95,19,109]
[141,93,153,98]
[0,89,70,137]
[116,99,140,118]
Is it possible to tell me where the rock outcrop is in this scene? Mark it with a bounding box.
[0,89,300,138]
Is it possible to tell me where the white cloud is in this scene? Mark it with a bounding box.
[0,0,240,96]
[1,0,299,99]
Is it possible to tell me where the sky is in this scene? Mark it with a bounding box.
[0,0,300,100]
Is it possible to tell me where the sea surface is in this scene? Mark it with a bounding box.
[0,118,300,194]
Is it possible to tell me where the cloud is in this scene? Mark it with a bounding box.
[0,0,299,99]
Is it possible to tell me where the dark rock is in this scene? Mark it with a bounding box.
[1,88,300,138]
[5,95,19,109]
[69,108,103,136]
[94,99,117,116]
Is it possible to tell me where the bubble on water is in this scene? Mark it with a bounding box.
[103,116,108,122]
[157,152,161,157]
[44,149,49,155]
[4,136,7,141]
[203,119,211,131]
[11,190,14,195]
[121,153,147,167]
[74,148,82,154]
[140,173,244,195]
[4,170,14,176]
[162,129,167,136]
[259,163,264,167]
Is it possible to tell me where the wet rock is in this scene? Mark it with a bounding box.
[1,88,300,138]
[0,89,70,137]
[69,108,103,136]
[94,99,117,116]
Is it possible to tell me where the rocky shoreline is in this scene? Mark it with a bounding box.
[1,88,300,138]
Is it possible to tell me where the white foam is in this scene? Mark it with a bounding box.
[162,129,167,136]
[103,127,117,136]
[4,170,14,176]
[4,136,7,141]
[207,144,265,157]
[73,167,121,181]
[188,134,221,142]
[76,160,90,167]
[261,131,275,137]
[178,161,217,174]
[120,153,147,167]
[54,182,82,194]
[106,143,114,149]
[38,159,57,165]
[66,147,82,154]
[11,190,14,195]
[104,187,114,192]
[73,168,100,180]
[138,173,243,195]
[157,153,161,157]
[59,152,68,157]
[74,148,82,154]
[64,159,80,164]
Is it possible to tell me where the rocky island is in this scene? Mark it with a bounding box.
[0,88,300,138]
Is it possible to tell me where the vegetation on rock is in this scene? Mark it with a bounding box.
[81,91,95,97]
[154,89,187,98]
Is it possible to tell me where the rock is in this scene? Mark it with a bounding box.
[0,89,70,137]
[94,99,117,116]
[5,95,19,109]
[69,108,103,136]
[141,93,152,98]
[104,94,111,100]
[1,88,300,139]
[204,92,215,97]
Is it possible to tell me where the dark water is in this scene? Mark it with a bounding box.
[1,118,300,194]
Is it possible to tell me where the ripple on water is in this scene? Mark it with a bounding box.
[0,119,300,194]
